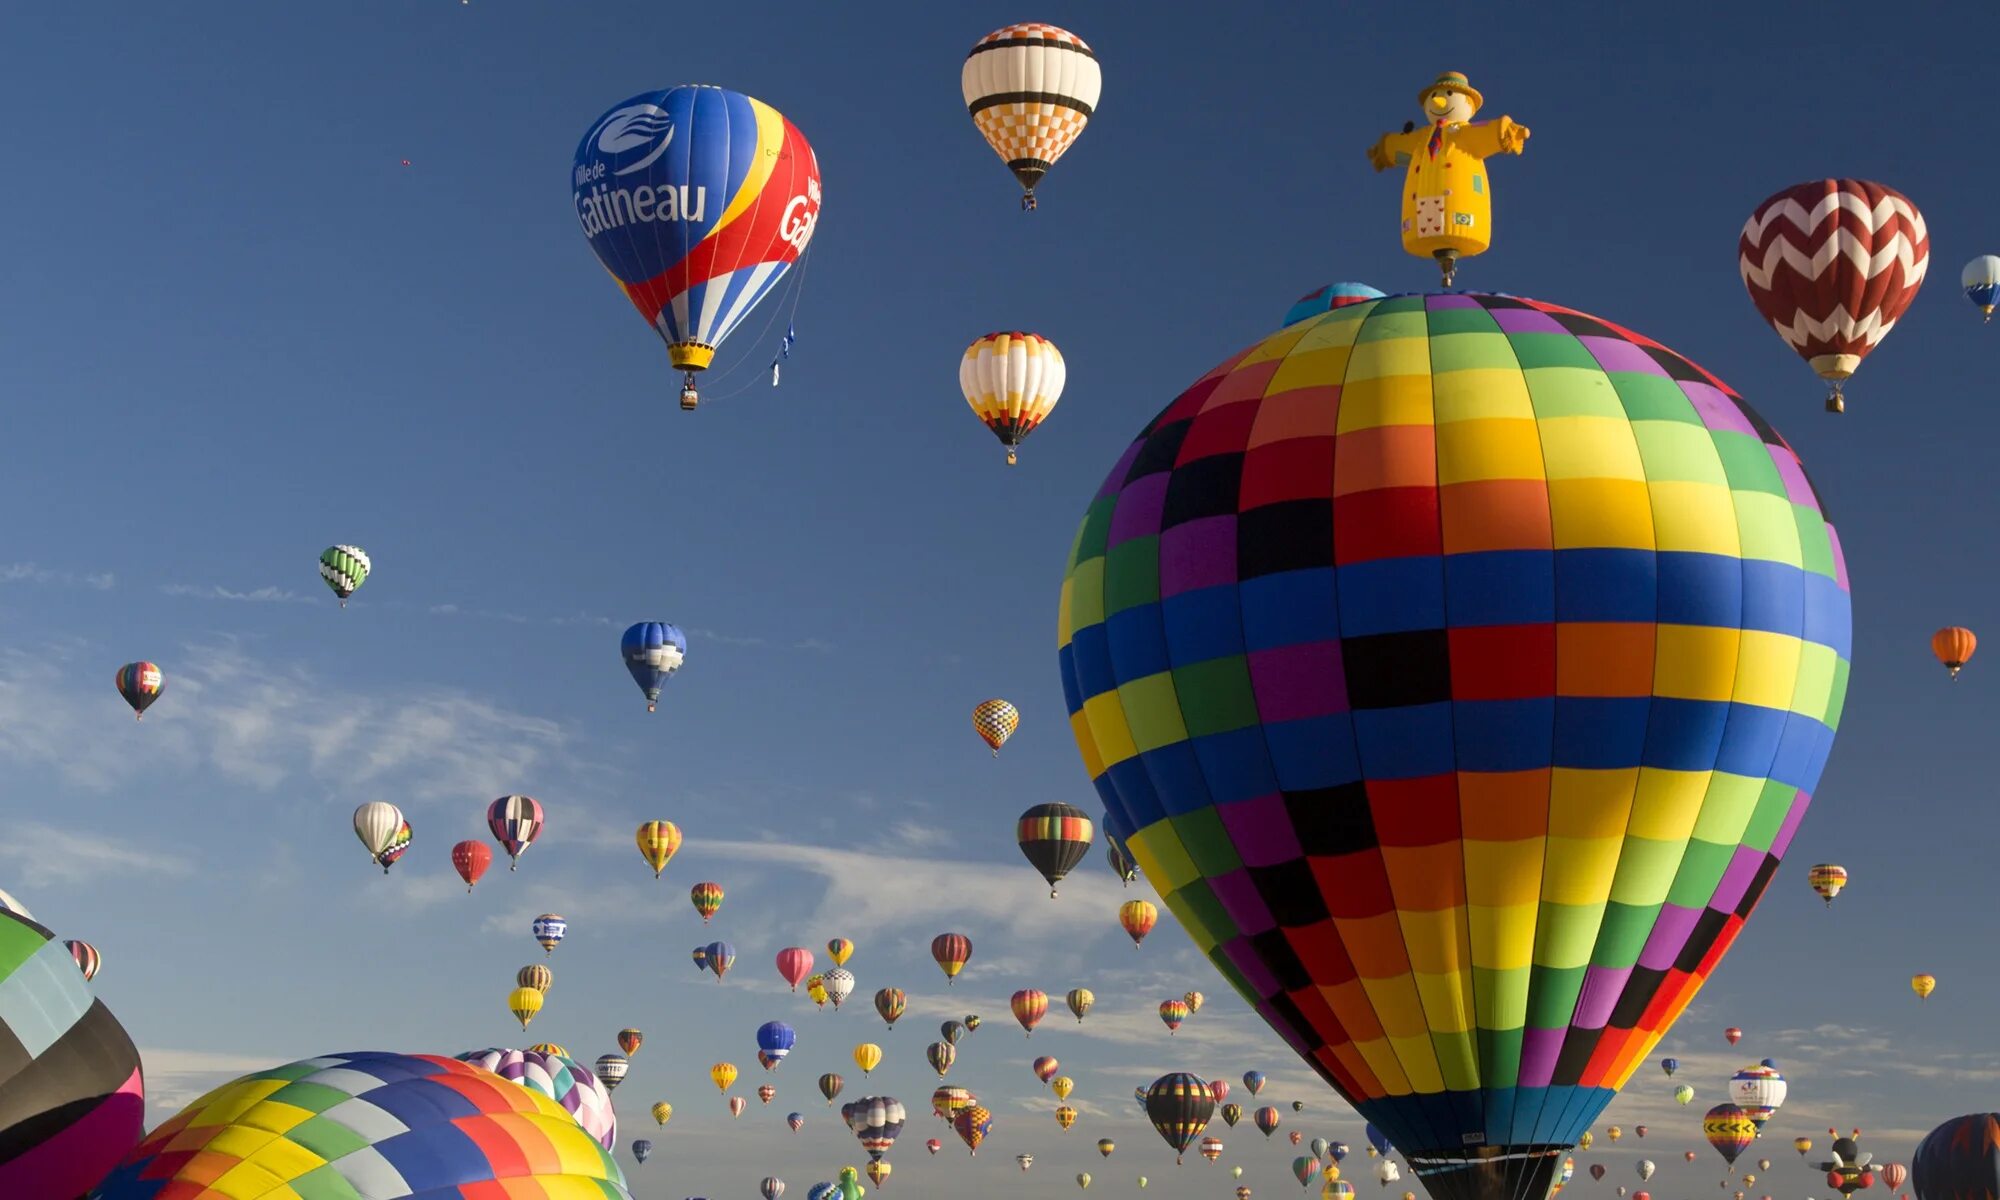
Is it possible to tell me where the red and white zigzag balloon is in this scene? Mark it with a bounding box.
[1738,178,1928,411]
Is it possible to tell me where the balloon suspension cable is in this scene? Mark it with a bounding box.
[1825,380,1845,414]
[1435,249,1459,289]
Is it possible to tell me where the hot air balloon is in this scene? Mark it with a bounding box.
[821,1073,844,1105]
[1220,1103,1242,1128]
[972,698,1021,754]
[1966,256,2000,321]
[1019,804,1095,899]
[1365,1125,1390,1157]
[575,87,820,409]
[818,967,853,1009]
[1255,1107,1282,1137]
[763,1178,787,1200]
[1608,1126,1623,1142]
[1661,1059,1678,1077]
[837,1167,865,1200]
[652,1101,673,1126]
[703,941,734,980]
[964,1014,982,1031]
[758,1020,798,1066]
[828,937,855,965]
[1054,287,1853,1192]
[594,1053,629,1092]
[1297,1158,1321,1187]
[1675,1085,1695,1105]
[1017,1153,1033,1170]
[318,544,370,606]
[1079,1172,1094,1189]
[487,795,544,868]
[953,1104,993,1155]
[637,820,682,877]
[926,1042,954,1077]
[931,933,972,982]
[729,1095,747,1118]
[1292,1101,1306,1113]
[1638,1161,1655,1181]
[1067,987,1095,1021]
[1635,1126,1647,1138]
[844,1095,907,1162]
[854,1043,882,1076]
[1333,1142,1351,1162]
[620,622,687,711]
[807,974,828,1006]
[62,937,101,982]
[1684,1152,1696,1163]
[376,819,412,871]
[1808,864,1849,905]
[963,333,1067,466]
[1932,627,1976,679]
[1099,1138,1116,1157]
[1591,1166,1607,1182]
[353,802,404,872]
[1108,836,1139,885]
[1796,1137,1815,1157]
[789,1111,805,1131]
[1706,1105,1756,1166]
[1146,1073,1215,1163]
[776,947,816,991]
[694,946,713,974]
[1881,1162,1907,1191]
[1365,73,1531,287]
[1285,283,1389,328]
[114,661,163,719]
[933,1085,973,1123]
[532,914,567,953]
[1726,1027,1744,1046]
[712,1062,738,1092]
[507,986,543,1030]
[866,1161,890,1188]
[1914,973,1937,1000]
[1243,1072,1266,1096]
[1119,899,1157,947]
[941,1020,966,1046]
[95,1053,627,1200]
[875,987,906,1028]
[1913,1114,2000,1200]
[1201,1136,1226,1163]
[690,881,724,923]
[1057,1105,1079,1130]
[1729,1065,1787,1133]
[1738,178,1928,412]
[1292,1131,1305,1146]
[633,1138,653,1163]
[451,839,493,891]
[1049,1077,1074,1103]
[1013,988,1049,1035]
[961,23,1100,211]
[1181,992,1204,1014]
[1159,999,1188,1033]
[1027,1056,1058,1084]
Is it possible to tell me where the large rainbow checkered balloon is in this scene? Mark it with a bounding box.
[91,1051,632,1199]
[1057,292,1850,1200]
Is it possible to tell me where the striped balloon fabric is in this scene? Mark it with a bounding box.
[93,1051,631,1199]
[0,909,144,1199]
[1738,178,1928,410]
[456,1046,618,1150]
[961,23,1101,209]
[1058,292,1849,1200]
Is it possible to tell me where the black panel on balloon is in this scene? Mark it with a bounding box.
[1606,966,1666,1028]
[1161,453,1245,529]
[1248,928,1312,993]
[1341,630,1452,710]
[1285,783,1376,856]
[1249,859,1330,928]
[1673,908,1731,974]
[1127,421,1190,482]
[1237,501,1335,578]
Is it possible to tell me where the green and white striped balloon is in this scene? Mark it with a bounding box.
[318,544,370,606]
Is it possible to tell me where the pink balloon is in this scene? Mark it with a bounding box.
[776,947,816,991]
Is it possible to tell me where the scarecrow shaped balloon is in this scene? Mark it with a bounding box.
[1367,71,1530,286]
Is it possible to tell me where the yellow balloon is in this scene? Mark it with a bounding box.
[711,1062,737,1092]
[1052,1076,1074,1101]
[635,820,681,878]
[827,937,855,966]
[854,1043,882,1075]
[1913,973,1937,1000]
[1364,71,1532,287]
[652,1101,673,1127]
[1056,1105,1078,1130]
[1077,1172,1092,1189]
[1609,1126,1623,1142]
[506,986,542,1030]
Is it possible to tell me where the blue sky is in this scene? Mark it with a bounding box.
[1,1,1997,1197]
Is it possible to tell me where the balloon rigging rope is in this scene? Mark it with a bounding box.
[690,245,815,405]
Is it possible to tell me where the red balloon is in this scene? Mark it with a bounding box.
[1738,179,1929,412]
[451,839,492,891]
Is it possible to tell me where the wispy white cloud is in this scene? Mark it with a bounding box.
[0,820,194,888]
[0,562,115,589]
[160,583,311,604]
[140,1048,289,1112]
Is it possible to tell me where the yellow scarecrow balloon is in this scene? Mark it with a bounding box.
[1366,70,1530,286]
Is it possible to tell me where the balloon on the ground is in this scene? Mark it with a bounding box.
[95,1052,628,1198]
[1058,291,1849,1200]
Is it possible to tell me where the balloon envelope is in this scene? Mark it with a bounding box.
[1059,292,1849,1200]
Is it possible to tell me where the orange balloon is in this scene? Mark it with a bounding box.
[1932,627,1977,678]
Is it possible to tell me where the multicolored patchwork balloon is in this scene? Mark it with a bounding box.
[95,1051,630,1198]
[1058,292,1850,1200]
[457,1047,619,1151]
[0,909,144,1198]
